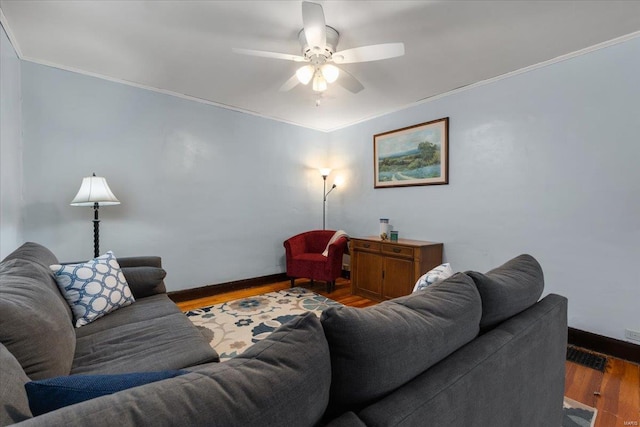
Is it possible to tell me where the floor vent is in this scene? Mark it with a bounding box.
[566,346,607,372]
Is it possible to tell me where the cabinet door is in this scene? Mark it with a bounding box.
[382,256,414,299]
[353,251,382,298]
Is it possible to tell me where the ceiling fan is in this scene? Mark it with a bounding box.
[233,1,405,94]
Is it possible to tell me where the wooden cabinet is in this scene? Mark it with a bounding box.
[350,237,443,301]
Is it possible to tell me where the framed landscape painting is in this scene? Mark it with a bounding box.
[374,117,449,188]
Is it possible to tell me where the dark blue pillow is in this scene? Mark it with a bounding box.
[25,370,187,415]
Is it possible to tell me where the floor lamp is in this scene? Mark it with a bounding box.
[71,173,120,258]
[320,168,336,230]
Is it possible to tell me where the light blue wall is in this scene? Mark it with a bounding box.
[0,24,22,258]
[5,27,640,342]
[20,62,328,290]
[329,37,640,342]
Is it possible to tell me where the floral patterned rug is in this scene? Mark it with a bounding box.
[185,287,341,361]
[562,397,597,427]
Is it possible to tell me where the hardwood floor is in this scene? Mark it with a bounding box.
[565,354,640,427]
[175,277,376,311]
[176,278,639,426]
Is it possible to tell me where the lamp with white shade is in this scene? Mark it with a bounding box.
[70,173,120,258]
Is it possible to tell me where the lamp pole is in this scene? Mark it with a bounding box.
[93,202,100,258]
[322,175,336,230]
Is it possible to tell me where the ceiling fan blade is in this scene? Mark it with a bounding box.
[279,73,300,92]
[333,43,405,64]
[233,48,306,62]
[335,67,364,94]
[302,1,326,50]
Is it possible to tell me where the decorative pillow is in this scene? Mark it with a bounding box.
[50,251,135,327]
[322,230,348,257]
[412,262,453,292]
[25,370,187,416]
[466,254,544,330]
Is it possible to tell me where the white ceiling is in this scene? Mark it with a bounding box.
[2,1,640,132]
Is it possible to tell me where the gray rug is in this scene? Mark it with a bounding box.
[563,397,597,427]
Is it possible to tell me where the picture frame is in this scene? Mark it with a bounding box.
[373,117,449,188]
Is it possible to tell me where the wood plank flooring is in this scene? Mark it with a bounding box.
[565,352,640,427]
[175,277,376,311]
[177,278,639,426]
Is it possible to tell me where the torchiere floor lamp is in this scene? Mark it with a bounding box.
[320,168,337,230]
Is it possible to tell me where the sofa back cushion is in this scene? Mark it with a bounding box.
[321,273,482,416]
[120,265,167,298]
[0,244,76,380]
[2,242,72,321]
[0,342,32,425]
[466,254,544,330]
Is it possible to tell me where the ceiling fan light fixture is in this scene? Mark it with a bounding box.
[321,64,340,83]
[296,65,314,85]
[312,73,327,92]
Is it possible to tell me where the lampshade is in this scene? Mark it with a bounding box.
[319,168,332,177]
[296,65,314,85]
[312,73,327,92]
[70,175,120,206]
[321,64,340,83]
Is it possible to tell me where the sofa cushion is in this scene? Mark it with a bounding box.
[1,242,72,321]
[466,254,544,330]
[2,242,59,267]
[25,370,187,416]
[0,258,76,380]
[74,294,179,337]
[0,342,32,425]
[321,273,482,415]
[50,251,135,327]
[120,266,167,298]
[71,297,219,374]
[15,313,331,427]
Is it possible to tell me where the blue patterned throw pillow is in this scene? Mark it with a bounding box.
[412,263,454,292]
[50,251,135,327]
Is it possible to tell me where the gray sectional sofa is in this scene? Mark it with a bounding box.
[1,243,567,427]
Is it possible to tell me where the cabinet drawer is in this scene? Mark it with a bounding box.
[352,240,381,252]
[381,244,414,258]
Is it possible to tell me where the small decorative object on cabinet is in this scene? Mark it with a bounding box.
[350,236,443,301]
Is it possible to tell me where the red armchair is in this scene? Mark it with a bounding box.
[283,230,348,293]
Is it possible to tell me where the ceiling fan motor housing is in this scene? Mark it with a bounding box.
[298,26,339,63]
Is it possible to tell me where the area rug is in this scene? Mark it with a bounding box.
[185,287,341,361]
[563,397,597,427]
